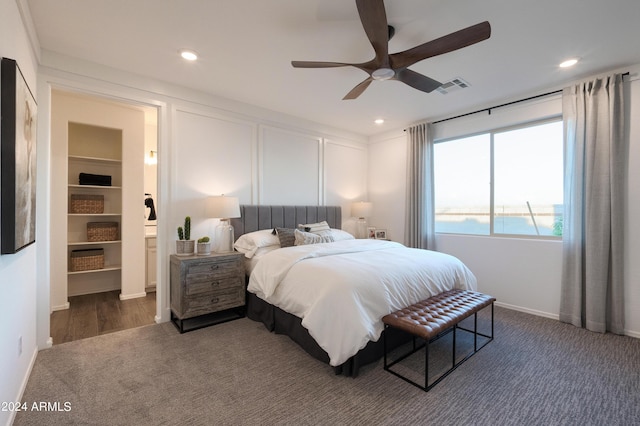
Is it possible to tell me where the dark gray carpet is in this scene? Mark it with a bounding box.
[14,307,640,426]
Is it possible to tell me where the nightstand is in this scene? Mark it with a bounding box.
[170,251,245,333]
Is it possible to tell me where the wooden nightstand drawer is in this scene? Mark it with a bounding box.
[185,276,243,296]
[182,286,245,318]
[186,257,240,276]
[185,267,241,285]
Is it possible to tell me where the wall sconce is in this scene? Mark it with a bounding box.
[206,195,241,252]
[351,201,373,239]
[145,150,157,165]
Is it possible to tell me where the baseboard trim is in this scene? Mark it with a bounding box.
[9,346,38,426]
[496,302,640,339]
[495,301,559,320]
[51,302,70,312]
[119,291,147,301]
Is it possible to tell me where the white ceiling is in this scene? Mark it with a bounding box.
[26,0,640,136]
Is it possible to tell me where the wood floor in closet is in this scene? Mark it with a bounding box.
[50,290,156,345]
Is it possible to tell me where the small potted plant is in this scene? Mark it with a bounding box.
[176,216,195,256]
[197,236,211,255]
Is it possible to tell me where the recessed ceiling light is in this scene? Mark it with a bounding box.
[179,49,198,61]
[559,58,579,68]
[374,119,384,125]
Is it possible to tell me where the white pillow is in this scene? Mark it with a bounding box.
[330,229,355,241]
[294,229,335,246]
[234,229,280,258]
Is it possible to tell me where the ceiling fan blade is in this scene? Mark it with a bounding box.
[355,0,389,66]
[390,21,491,70]
[291,61,353,68]
[395,69,442,93]
[343,77,373,100]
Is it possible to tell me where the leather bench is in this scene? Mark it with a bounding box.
[382,289,496,391]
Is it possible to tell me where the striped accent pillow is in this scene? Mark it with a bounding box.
[299,220,331,233]
[294,229,335,246]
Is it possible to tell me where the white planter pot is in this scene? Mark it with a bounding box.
[197,242,211,256]
[176,240,195,256]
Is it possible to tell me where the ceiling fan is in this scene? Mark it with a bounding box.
[291,0,491,100]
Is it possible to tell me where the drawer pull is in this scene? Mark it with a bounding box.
[211,281,220,287]
[210,265,219,271]
[211,297,219,304]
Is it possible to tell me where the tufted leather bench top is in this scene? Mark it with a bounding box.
[382,289,496,340]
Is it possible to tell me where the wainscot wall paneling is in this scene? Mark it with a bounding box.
[324,139,368,234]
[259,126,321,205]
[324,139,367,207]
[173,108,256,241]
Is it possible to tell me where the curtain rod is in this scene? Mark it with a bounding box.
[404,71,630,128]
[432,89,562,124]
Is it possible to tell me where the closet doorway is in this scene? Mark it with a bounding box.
[49,90,159,344]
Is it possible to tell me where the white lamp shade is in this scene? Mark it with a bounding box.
[351,201,373,218]
[206,196,241,219]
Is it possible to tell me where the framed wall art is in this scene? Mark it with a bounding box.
[1,57,37,254]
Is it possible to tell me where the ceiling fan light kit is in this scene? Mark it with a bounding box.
[291,0,491,100]
[372,68,395,81]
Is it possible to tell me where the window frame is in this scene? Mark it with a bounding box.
[434,116,563,240]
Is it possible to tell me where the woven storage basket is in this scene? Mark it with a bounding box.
[87,222,119,242]
[70,249,105,272]
[70,194,104,214]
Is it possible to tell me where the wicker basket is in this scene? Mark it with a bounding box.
[70,194,104,214]
[70,249,105,272]
[87,222,119,242]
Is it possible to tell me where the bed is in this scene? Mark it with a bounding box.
[231,205,477,376]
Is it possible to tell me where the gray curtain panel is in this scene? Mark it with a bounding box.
[404,122,436,250]
[560,73,626,334]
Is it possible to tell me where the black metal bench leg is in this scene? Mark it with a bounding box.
[425,339,429,390]
[474,312,478,352]
[491,303,495,338]
[383,324,388,369]
[452,324,457,370]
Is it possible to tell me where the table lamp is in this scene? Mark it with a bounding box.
[351,201,373,239]
[206,195,241,252]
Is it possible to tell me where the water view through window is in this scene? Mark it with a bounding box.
[434,120,563,237]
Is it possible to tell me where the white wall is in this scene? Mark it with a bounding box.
[0,1,40,425]
[367,132,406,242]
[369,68,640,337]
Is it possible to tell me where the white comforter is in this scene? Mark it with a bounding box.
[248,239,477,366]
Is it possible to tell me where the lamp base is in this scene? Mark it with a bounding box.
[356,217,368,239]
[214,220,235,253]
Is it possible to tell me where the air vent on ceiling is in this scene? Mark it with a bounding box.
[436,77,470,95]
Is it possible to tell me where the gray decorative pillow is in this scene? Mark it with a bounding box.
[275,228,296,248]
[294,229,335,246]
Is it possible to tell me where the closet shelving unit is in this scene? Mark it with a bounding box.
[67,123,123,290]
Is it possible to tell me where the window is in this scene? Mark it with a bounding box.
[434,119,563,237]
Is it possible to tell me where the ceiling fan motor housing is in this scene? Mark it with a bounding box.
[291,0,491,99]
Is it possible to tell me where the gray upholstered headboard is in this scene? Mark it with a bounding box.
[230,205,342,239]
